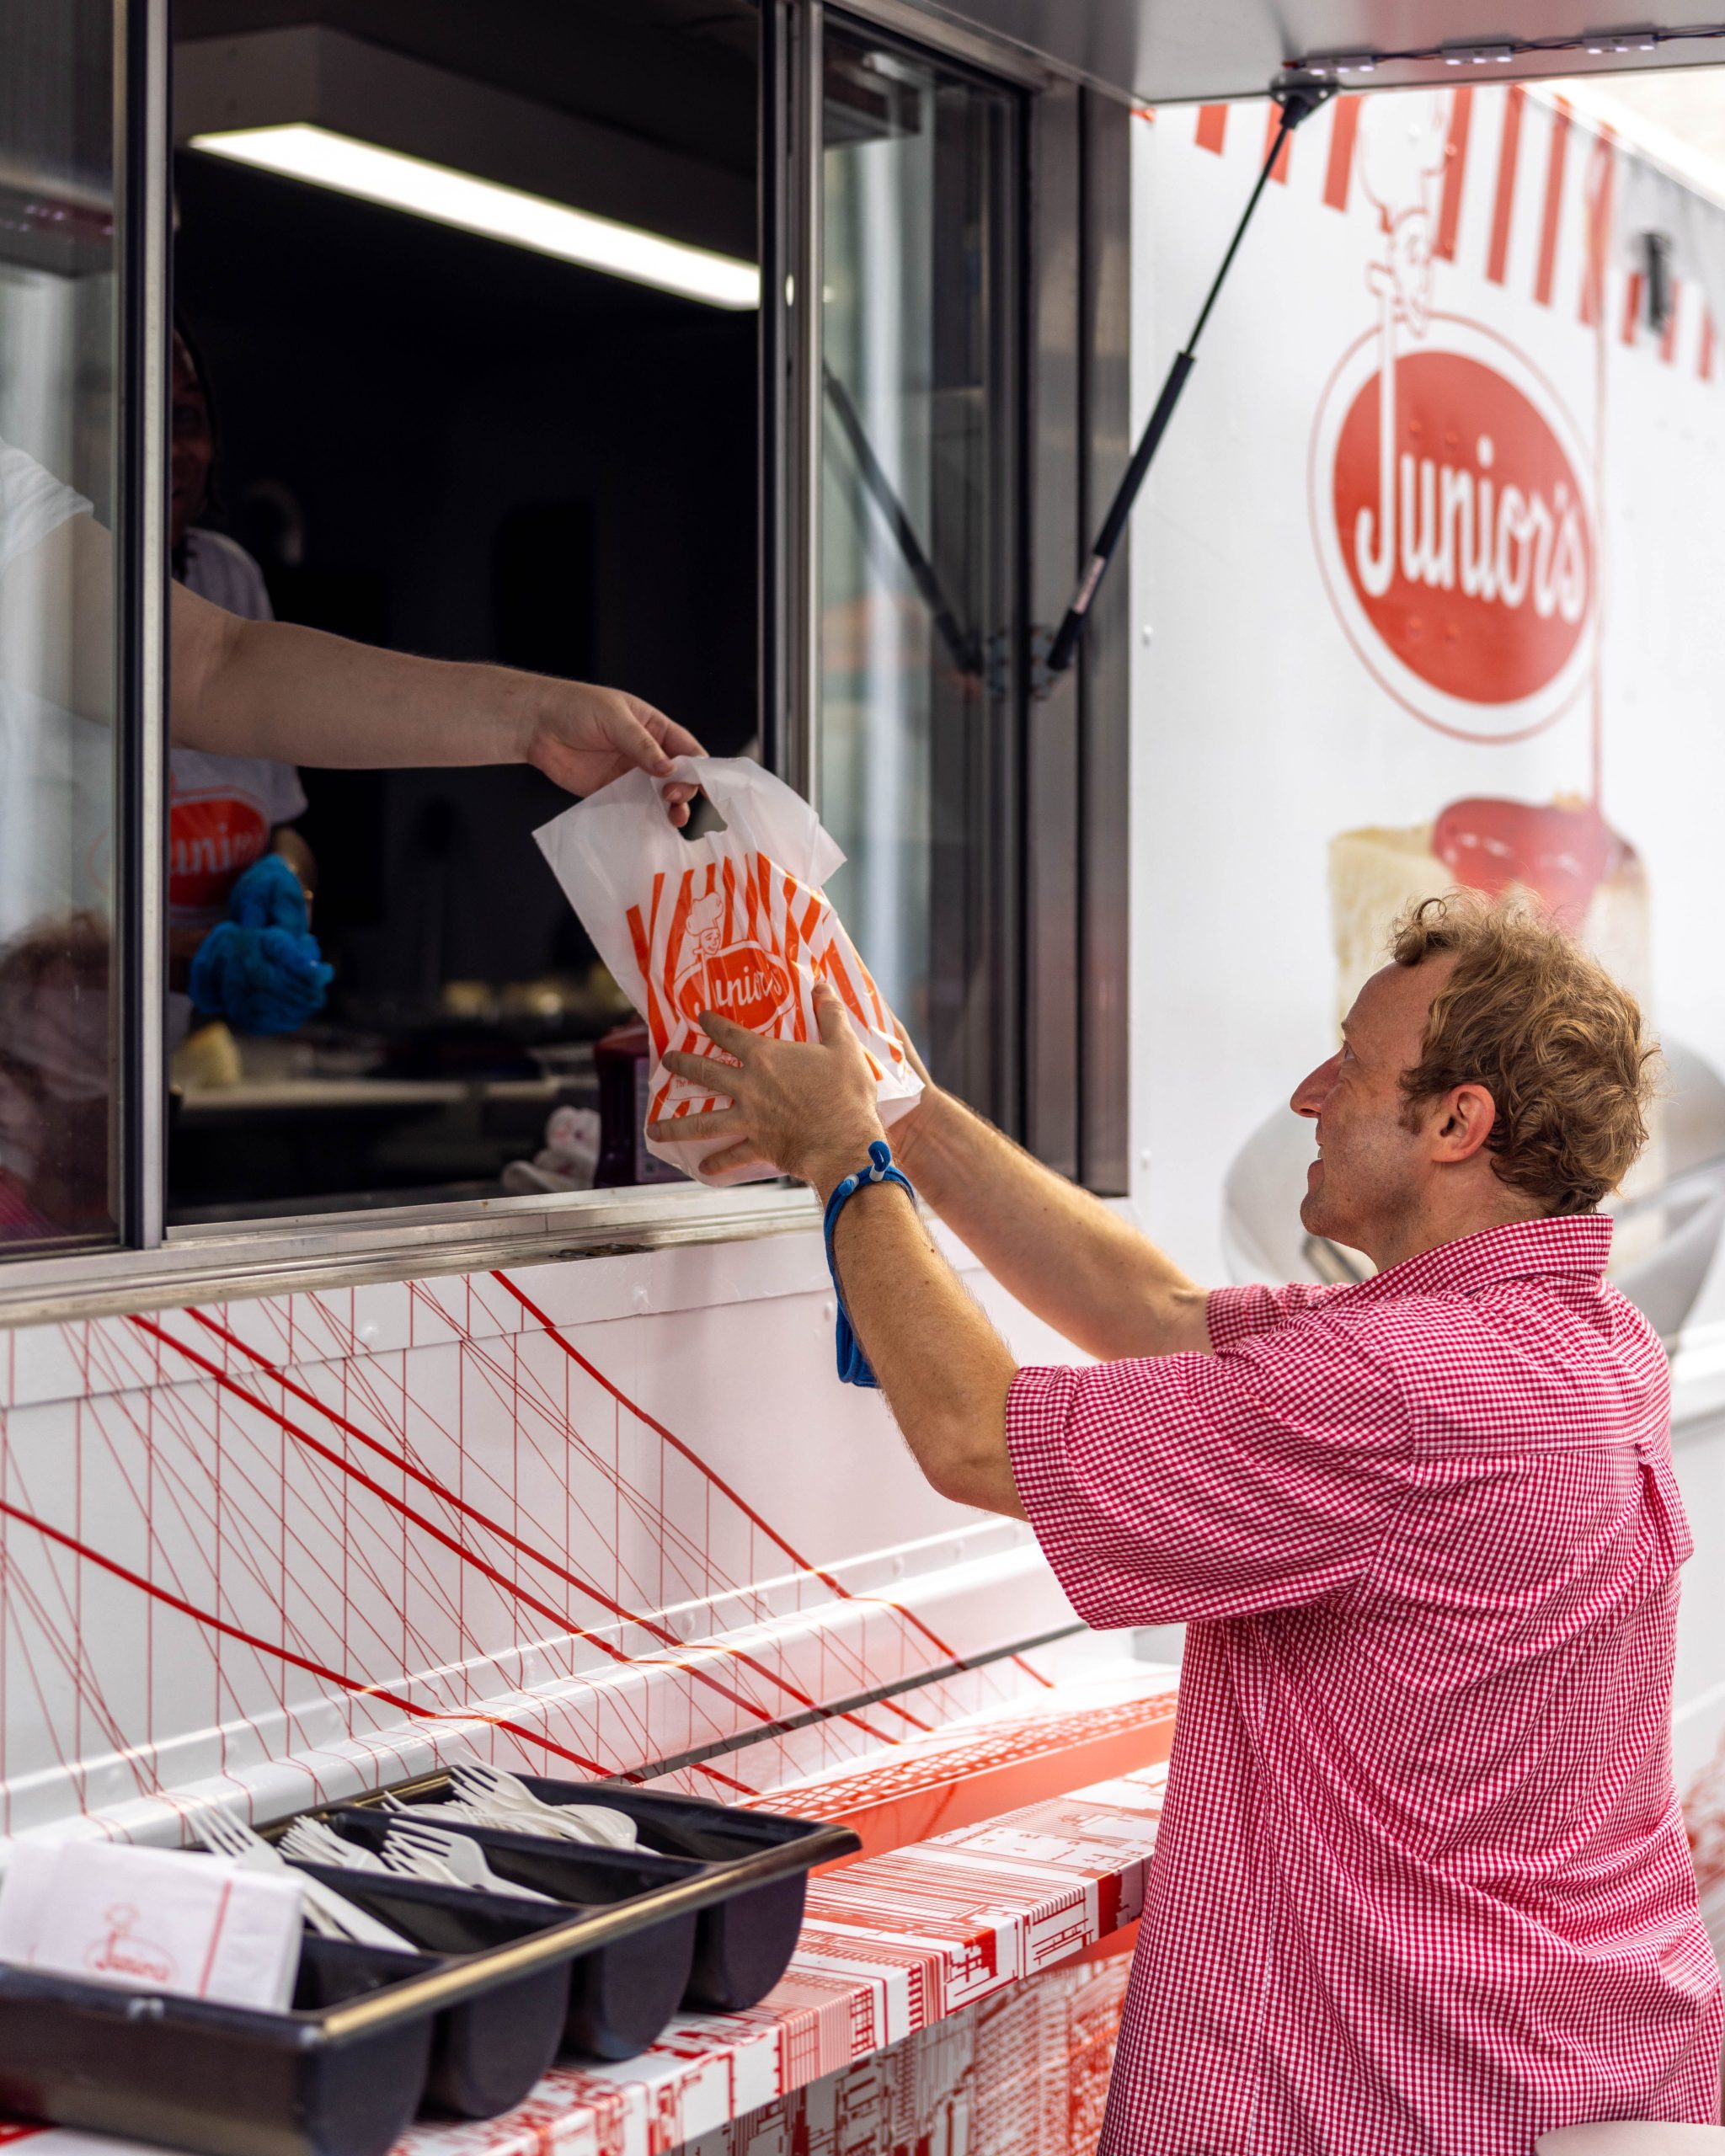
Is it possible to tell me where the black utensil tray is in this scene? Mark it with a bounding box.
[310,1828,698,2060]
[336,1772,861,2016]
[0,1934,437,2156]
[0,1774,860,2156]
[0,1785,820,2156]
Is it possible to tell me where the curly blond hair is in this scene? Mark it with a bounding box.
[1391,894,1658,1215]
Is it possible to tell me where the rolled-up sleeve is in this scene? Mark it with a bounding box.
[1007,1309,1411,1628]
[1207,1278,1343,1346]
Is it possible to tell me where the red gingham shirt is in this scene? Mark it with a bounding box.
[1008,1215,1722,2156]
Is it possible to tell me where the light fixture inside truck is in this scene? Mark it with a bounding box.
[187,124,761,310]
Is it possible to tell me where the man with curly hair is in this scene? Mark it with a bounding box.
[654,894,1722,2156]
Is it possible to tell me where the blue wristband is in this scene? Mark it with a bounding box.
[822,1139,916,1388]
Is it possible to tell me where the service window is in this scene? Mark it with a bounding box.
[0,0,1127,1288]
[164,0,763,1225]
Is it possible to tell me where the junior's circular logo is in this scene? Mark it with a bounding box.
[675,946,791,1033]
[1309,314,1595,742]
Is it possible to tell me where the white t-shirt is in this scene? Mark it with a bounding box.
[0,434,91,567]
[170,530,307,935]
[0,436,106,949]
[0,451,310,949]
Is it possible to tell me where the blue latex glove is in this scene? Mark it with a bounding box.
[189,853,333,1035]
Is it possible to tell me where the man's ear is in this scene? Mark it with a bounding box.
[1429,1082,1497,1165]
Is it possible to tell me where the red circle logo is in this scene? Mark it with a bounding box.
[169,794,270,915]
[675,947,792,1033]
[1311,317,1596,741]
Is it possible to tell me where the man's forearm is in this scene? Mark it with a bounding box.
[891,1089,1210,1359]
[824,1174,1025,1518]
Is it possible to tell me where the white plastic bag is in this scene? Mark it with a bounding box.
[536,756,922,1184]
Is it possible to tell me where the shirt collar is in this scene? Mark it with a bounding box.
[1345,1213,1614,1303]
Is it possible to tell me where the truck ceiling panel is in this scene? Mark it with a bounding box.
[915,1,1725,103]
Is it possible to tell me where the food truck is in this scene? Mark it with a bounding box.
[3,3,1725,2150]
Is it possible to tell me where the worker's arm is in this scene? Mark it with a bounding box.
[0,508,112,723]
[169,581,700,803]
[3,515,701,809]
[660,986,1025,1515]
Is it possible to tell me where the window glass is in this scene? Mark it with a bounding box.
[818,27,1018,1118]
[0,0,121,1252]
[165,0,759,1223]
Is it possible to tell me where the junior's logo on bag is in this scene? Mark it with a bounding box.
[1308,93,1595,741]
[672,892,792,1030]
[675,947,793,1031]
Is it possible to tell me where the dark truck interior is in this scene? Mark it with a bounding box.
[168,0,760,1220]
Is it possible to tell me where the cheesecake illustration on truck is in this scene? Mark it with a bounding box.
[1327,795,1651,1023]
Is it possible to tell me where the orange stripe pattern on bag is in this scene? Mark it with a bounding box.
[628,848,906,1128]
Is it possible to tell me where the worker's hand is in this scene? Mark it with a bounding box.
[521,681,704,825]
[650,982,887,1194]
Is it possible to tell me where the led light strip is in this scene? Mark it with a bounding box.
[1291,21,1725,80]
[188,123,761,310]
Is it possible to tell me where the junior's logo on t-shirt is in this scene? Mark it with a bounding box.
[169,793,270,915]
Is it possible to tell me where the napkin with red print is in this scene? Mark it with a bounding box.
[0,1840,303,2010]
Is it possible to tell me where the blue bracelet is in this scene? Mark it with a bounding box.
[823,1139,916,1388]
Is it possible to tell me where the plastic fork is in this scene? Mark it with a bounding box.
[381,1820,554,1903]
[194,1807,417,1953]
[398,1795,569,1832]
[377,1792,547,1841]
[382,1790,501,1826]
[449,1761,638,1849]
[279,1817,387,1875]
[383,1774,638,1850]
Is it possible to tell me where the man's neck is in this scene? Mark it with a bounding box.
[1367,1198,1546,1275]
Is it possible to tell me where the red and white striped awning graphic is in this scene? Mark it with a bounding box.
[1167,88,1724,382]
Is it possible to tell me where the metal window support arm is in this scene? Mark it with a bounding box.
[824,361,983,678]
[1043,77,1336,682]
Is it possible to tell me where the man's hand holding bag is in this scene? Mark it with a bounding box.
[535,757,922,1185]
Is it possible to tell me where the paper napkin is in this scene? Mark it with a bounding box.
[0,1841,304,2012]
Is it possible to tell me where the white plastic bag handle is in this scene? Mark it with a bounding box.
[669,757,843,889]
[537,757,844,919]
